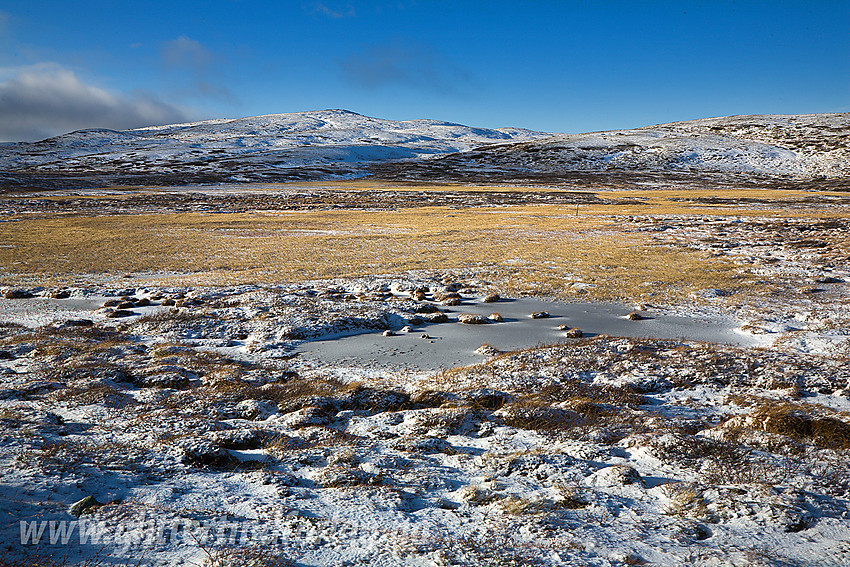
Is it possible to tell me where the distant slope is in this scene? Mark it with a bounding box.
[1,111,847,190]
[397,113,850,185]
[0,109,549,188]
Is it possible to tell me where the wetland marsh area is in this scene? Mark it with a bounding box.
[1,180,849,566]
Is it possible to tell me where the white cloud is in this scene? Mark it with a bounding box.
[161,36,213,69]
[0,63,190,142]
[311,2,356,18]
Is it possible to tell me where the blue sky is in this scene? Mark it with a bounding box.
[0,0,848,140]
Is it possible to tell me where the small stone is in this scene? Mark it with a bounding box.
[420,333,431,339]
[69,495,102,517]
[49,289,72,299]
[557,323,570,330]
[627,311,644,320]
[488,312,503,322]
[530,311,550,319]
[483,292,500,303]
[443,297,462,306]
[382,329,396,337]
[400,326,413,333]
[565,327,583,338]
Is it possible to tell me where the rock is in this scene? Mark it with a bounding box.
[400,326,413,333]
[422,312,448,323]
[282,406,331,428]
[235,399,276,421]
[117,301,136,309]
[627,311,644,320]
[443,297,462,306]
[105,309,135,318]
[407,316,424,326]
[3,289,33,299]
[161,298,176,306]
[483,292,500,303]
[410,289,427,301]
[0,351,13,360]
[458,313,488,324]
[530,311,550,319]
[391,436,456,455]
[102,299,122,307]
[557,323,570,330]
[69,495,102,517]
[62,319,94,327]
[565,327,583,338]
[382,329,396,336]
[475,344,502,356]
[49,289,71,299]
[488,312,503,322]
[134,297,151,307]
[585,464,644,487]
[420,333,431,339]
[816,276,843,284]
[179,438,237,469]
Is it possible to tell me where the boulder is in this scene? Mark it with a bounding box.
[69,495,102,517]
[530,311,550,319]
[458,313,488,325]
[565,327,583,338]
[483,292,500,303]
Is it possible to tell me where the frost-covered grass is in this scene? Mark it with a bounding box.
[7,184,846,304]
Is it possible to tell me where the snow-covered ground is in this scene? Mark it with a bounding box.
[1,278,848,566]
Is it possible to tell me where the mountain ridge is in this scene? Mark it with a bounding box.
[1,110,848,189]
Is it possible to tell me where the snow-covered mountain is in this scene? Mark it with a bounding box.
[1,111,847,189]
[0,109,549,186]
[429,113,850,181]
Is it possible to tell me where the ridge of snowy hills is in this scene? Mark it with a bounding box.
[408,113,850,184]
[1,110,848,188]
[0,109,548,186]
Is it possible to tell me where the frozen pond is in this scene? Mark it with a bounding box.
[296,297,759,371]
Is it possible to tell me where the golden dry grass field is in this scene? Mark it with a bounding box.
[2,183,848,303]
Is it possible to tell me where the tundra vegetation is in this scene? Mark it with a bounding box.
[0,181,848,566]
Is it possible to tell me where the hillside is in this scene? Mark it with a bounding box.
[393,113,850,186]
[1,111,848,189]
[0,110,547,188]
